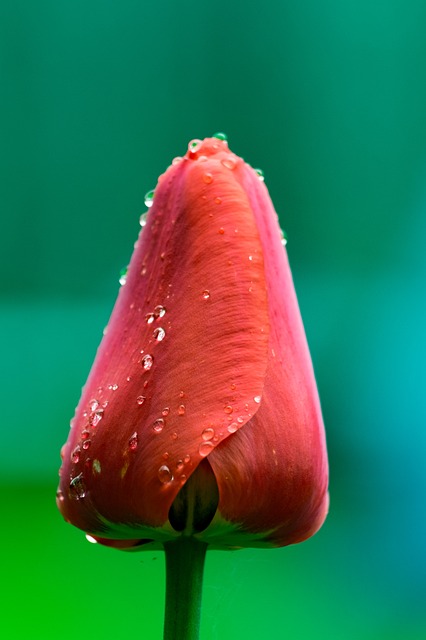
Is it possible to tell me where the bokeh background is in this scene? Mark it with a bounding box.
[1,1,425,638]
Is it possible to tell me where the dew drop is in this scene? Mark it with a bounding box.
[82,440,91,450]
[172,156,183,165]
[171,432,178,440]
[212,132,228,142]
[237,416,244,424]
[203,173,213,184]
[69,473,86,500]
[198,155,208,162]
[202,290,210,300]
[158,465,174,484]
[71,445,81,464]
[179,390,185,398]
[153,418,165,433]
[254,168,265,181]
[60,445,66,461]
[202,427,215,441]
[280,229,288,246]
[184,454,191,464]
[153,327,165,341]
[176,460,184,471]
[178,404,186,416]
[89,399,99,412]
[56,489,64,503]
[162,407,170,416]
[144,190,155,208]
[188,139,202,154]
[92,459,101,474]
[163,452,170,460]
[136,395,146,405]
[86,534,98,544]
[119,266,128,286]
[214,197,222,204]
[109,384,119,391]
[139,212,148,227]
[218,227,225,235]
[254,395,261,404]
[224,405,233,414]
[142,354,154,370]
[221,157,236,170]
[129,432,138,451]
[154,305,166,318]
[228,423,238,433]
[199,441,214,457]
[146,312,155,324]
[89,409,103,427]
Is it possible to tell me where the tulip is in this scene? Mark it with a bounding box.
[57,134,328,639]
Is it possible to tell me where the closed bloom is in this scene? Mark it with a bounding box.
[57,136,328,551]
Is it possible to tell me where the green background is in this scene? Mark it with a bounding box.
[1,1,425,638]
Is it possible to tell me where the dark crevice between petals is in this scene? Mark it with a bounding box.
[168,459,219,534]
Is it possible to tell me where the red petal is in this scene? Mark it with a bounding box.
[58,139,270,534]
[207,163,329,546]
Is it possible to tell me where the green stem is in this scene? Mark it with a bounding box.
[163,538,208,640]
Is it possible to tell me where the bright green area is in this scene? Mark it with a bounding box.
[1,1,426,638]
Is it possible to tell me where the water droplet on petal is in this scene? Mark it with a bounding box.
[146,312,155,324]
[144,190,155,207]
[69,473,86,500]
[119,266,128,286]
[86,534,98,544]
[172,156,183,165]
[81,429,90,440]
[89,412,102,427]
[202,427,215,441]
[153,327,165,341]
[92,459,101,475]
[184,454,191,464]
[212,132,228,142]
[254,168,264,181]
[228,423,238,433]
[137,395,146,405]
[202,290,210,300]
[254,395,261,404]
[154,305,166,318]
[129,432,138,451]
[82,440,91,450]
[188,139,202,154]
[199,441,214,457]
[56,489,64,503]
[218,227,225,235]
[203,173,213,184]
[280,229,288,246]
[71,445,81,463]
[139,212,148,227]
[176,459,184,471]
[142,354,154,371]
[158,465,174,484]
[89,400,99,412]
[178,404,186,416]
[162,407,170,416]
[224,405,233,414]
[153,418,165,433]
[214,197,222,205]
[221,157,236,170]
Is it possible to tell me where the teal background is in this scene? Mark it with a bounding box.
[1,1,425,638]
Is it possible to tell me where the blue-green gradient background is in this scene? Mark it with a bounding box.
[1,1,425,638]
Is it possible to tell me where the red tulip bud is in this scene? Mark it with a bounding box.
[57,136,328,551]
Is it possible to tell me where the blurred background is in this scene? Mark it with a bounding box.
[1,1,425,638]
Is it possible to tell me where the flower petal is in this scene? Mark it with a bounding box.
[58,139,270,536]
[206,162,329,546]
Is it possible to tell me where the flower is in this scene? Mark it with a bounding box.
[57,135,328,550]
